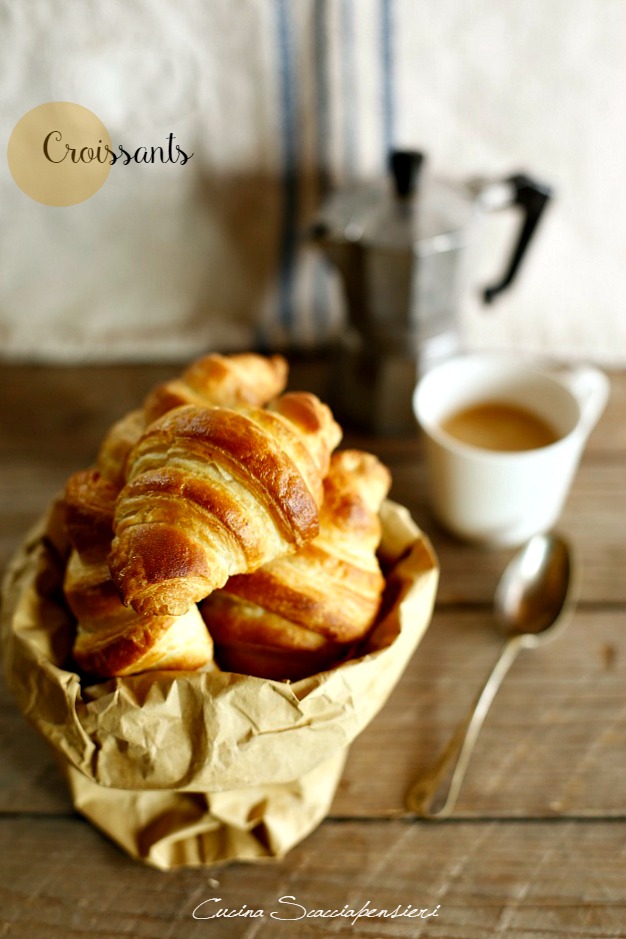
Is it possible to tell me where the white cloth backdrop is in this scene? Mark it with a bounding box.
[0,0,625,363]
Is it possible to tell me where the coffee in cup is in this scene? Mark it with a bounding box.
[439,401,559,453]
[413,353,609,546]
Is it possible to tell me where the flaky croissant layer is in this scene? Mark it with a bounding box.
[200,449,392,680]
[108,392,342,616]
[143,352,288,422]
[97,352,289,488]
[65,550,215,678]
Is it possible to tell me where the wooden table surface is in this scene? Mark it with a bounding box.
[1,357,625,938]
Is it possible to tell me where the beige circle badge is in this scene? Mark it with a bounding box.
[8,102,112,206]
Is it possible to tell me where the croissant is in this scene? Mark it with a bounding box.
[95,408,146,490]
[60,352,295,678]
[200,449,391,680]
[63,468,119,562]
[62,352,290,557]
[94,353,288,486]
[65,550,214,678]
[108,392,342,617]
[143,352,288,423]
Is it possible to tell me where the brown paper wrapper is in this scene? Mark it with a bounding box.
[1,498,438,869]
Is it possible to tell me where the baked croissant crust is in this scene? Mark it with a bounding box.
[63,468,118,563]
[108,392,342,617]
[200,449,391,680]
[96,353,289,486]
[62,352,290,558]
[96,409,146,490]
[143,352,288,423]
[65,550,214,678]
[60,352,297,678]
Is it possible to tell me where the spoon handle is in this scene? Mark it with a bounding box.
[405,635,525,819]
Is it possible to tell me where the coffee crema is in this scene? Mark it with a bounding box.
[439,401,559,452]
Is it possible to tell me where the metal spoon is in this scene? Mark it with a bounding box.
[405,532,575,819]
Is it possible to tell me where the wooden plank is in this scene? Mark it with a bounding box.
[1,608,624,821]
[0,815,624,937]
[332,608,626,819]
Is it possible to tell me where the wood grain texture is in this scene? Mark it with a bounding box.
[0,816,624,938]
[333,608,626,818]
[0,359,624,938]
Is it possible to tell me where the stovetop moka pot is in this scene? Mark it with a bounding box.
[309,151,552,433]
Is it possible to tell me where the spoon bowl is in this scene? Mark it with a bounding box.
[494,533,573,644]
[406,531,575,818]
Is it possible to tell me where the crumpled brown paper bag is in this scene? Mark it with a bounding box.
[1,497,438,869]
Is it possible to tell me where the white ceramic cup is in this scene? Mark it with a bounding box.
[413,353,609,546]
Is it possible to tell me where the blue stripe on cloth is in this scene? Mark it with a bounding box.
[381,0,394,162]
[275,0,298,338]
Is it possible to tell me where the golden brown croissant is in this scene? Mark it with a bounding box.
[63,352,291,557]
[200,449,391,680]
[65,550,214,678]
[96,353,289,485]
[61,353,291,677]
[63,468,119,562]
[108,392,342,617]
[96,408,146,489]
[63,456,216,678]
[143,352,288,423]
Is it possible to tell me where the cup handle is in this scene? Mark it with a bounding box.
[556,365,610,437]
